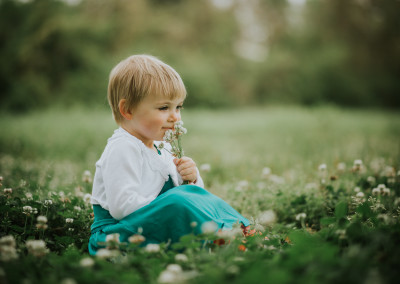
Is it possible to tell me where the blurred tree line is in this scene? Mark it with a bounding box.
[0,0,399,112]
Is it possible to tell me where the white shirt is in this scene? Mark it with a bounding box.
[91,127,204,220]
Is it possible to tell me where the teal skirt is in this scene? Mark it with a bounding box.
[89,183,249,255]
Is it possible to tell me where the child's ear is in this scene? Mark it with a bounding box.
[118,99,133,120]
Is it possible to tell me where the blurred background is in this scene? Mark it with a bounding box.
[0,0,399,113]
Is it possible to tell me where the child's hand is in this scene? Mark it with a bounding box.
[174,157,197,184]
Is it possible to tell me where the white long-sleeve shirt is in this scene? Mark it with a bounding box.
[91,127,204,220]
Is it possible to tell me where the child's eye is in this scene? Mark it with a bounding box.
[177,105,184,110]
[158,106,168,111]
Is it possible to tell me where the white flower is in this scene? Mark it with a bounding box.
[59,191,65,197]
[79,257,95,268]
[269,174,285,184]
[382,187,390,196]
[65,218,74,224]
[377,184,386,190]
[158,270,180,284]
[128,234,146,244]
[60,278,77,284]
[295,213,307,221]
[158,143,165,150]
[166,264,182,273]
[105,233,120,245]
[175,253,188,262]
[96,248,116,259]
[25,192,33,200]
[4,188,12,194]
[318,164,327,171]
[354,187,361,192]
[44,200,53,206]
[145,243,160,253]
[0,235,16,247]
[261,167,271,178]
[337,162,346,172]
[83,193,92,203]
[201,221,218,234]
[354,159,363,167]
[367,176,376,184]
[0,245,18,262]
[74,206,82,211]
[82,170,92,183]
[258,210,277,226]
[200,163,211,173]
[26,240,49,257]
[22,206,33,215]
[37,216,48,224]
[68,228,74,232]
[235,180,249,192]
[356,192,365,198]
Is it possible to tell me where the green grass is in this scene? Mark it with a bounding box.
[0,106,399,284]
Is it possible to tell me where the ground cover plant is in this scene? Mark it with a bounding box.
[0,106,399,284]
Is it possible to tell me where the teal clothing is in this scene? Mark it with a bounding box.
[89,178,249,255]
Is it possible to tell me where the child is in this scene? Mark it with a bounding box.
[89,55,250,255]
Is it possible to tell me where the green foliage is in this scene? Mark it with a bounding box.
[1,106,400,283]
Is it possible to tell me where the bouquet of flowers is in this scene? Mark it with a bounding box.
[159,121,187,158]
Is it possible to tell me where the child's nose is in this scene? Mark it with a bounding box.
[170,111,180,122]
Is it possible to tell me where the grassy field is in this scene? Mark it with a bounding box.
[0,106,399,283]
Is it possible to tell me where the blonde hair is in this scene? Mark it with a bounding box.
[107,55,186,124]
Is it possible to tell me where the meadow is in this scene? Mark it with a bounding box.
[0,106,399,284]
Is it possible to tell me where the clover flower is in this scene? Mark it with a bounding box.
[82,170,92,183]
[96,248,115,259]
[295,213,307,221]
[258,210,277,226]
[60,278,77,284]
[4,188,12,194]
[162,121,187,158]
[145,243,160,253]
[175,253,188,262]
[128,234,146,244]
[44,199,53,206]
[79,257,95,268]
[318,164,327,172]
[74,206,82,211]
[25,192,33,200]
[336,162,346,173]
[22,206,33,215]
[65,218,74,224]
[158,264,184,284]
[261,167,271,178]
[0,244,18,262]
[367,176,376,185]
[235,180,249,192]
[26,240,49,257]
[83,193,92,203]
[105,233,120,249]
[200,163,211,173]
[201,221,218,234]
[352,159,364,173]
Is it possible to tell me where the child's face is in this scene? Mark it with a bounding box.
[123,92,184,148]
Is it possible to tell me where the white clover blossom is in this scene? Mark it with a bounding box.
[79,257,95,268]
[158,264,184,284]
[23,206,33,215]
[175,253,188,262]
[65,218,74,224]
[201,221,218,234]
[145,243,160,253]
[337,162,346,172]
[157,142,165,150]
[162,121,187,158]
[235,180,249,192]
[82,170,92,183]
[367,176,376,184]
[96,248,117,259]
[0,245,18,262]
[44,199,53,206]
[354,159,363,167]
[128,234,146,244]
[318,164,327,171]
[37,216,48,224]
[74,206,82,211]
[60,278,78,284]
[295,213,307,221]
[25,192,33,200]
[4,188,12,194]
[83,193,92,203]
[200,163,211,173]
[261,167,271,178]
[105,233,120,244]
[354,187,361,193]
[356,192,365,198]
[258,210,277,226]
[26,240,49,257]
[0,235,16,247]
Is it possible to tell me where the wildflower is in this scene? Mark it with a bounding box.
[145,243,160,253]
[0,176,3,182]
[158,264,184,284]
[336,162,346,173]
[226,265,240,275]
[96,248,115,259]
[190,221,197,228]
[269,175,285,184]
[74,186,84,197]
[44,200,53,206]
[258,210,277,226]
[162,121,187,158]
[79,257,95,268]
[175,253,188,262]
[82,170,92,183]
[356,192,365,198]
[37,216,48,224]
[200,163,211,173]
[166,264,182,274]
[295,213,307,221]
[25,192,33,200]
[60,278,77,284]
[83,193,92,203]
[367,176,376,185]
[382,166,395,178]
[0,245,18,262]
[264,245,276,251]
[0,235,16,248]
[59,191,65,197]
[65,218,74,224]
[26,240,49,257]
[238,244,247,252]
[354,187,361,192]
[318,164,327,172]
[105,233,120,249]
[4,188,12,194]
[335,229,347,240]
[128,234,146,244]
[22,206,33,215]
[68,228,74,232]
[32,208,38,214]
[235,180,249,192]
[201,221,218,234]
[352,159,364,173]
[74,206,82,211]
[372,188,380,195]
[382,187,390,196]
[257,182,266,190]
[261,167,271,178]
